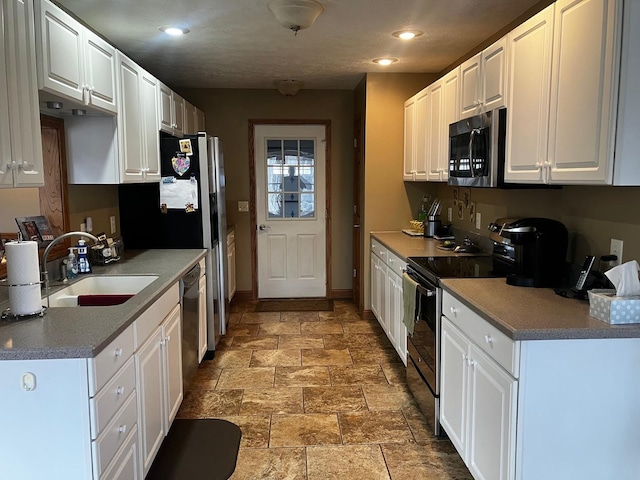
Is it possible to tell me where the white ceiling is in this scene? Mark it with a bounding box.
[55,0,542,90]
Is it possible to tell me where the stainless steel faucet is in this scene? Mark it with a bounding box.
[41,231,99,308]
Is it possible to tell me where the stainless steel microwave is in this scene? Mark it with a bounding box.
[448,108,506,188]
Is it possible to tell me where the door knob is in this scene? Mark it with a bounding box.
[258,224,269,231]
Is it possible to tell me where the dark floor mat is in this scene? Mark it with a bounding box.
[255,298,334,312]
[146,419,242,480]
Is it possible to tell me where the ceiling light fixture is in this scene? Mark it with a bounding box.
[372,58,398,66]
[392,30,423,40]
[274,79,304,97]
[159,26,190,36]
[268,0,324,36]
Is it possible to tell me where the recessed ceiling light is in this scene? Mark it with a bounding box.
[392,30,423,40]
[159,26,190,36]
[372,58,398,66]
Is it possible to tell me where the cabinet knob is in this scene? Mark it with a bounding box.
[116,386,125,396]
[484,334,493,345]
[118,424,127,434]
[450,306,457,316]
[114,348,123,357]
[166,335,171,343]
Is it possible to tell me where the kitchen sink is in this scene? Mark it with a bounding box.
[45,275,159,307]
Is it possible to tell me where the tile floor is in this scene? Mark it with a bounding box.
[176,299,472,480]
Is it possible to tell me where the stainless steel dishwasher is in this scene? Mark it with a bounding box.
[180,263,200,392]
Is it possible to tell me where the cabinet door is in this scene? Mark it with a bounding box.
[163,304,183,429]
[35,0,84,102]
[440,318,470,458]
[482,37,507,111]
[5,0,43,187]
[83,29,117,114]
[135,326,165,476]
[467,344,517,480]
[403,97,416,180]
[460,52,481,118]
[100,425,141,480]
[184,100,195,135]
[198,274,208,362]
[440,67,459,182]
[413,89,429,181]
[117,53,145,183]
[140,70,160,182]
[370,254,380,319]
[504,5,554,184]
[172,92,185,137]
[387,270,406,364]
[196,108,206,133]
[0,11,12,188]
[547,0,620,184]
[427,80,444,181]
[158,82,173,134]
[385,269,398,340]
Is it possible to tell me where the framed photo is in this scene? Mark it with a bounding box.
[15,216,54,246]
[469,202,476,223]
[453,187,459,206]
[463,189,471,208]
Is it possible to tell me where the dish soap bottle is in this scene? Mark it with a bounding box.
[418,196,429,222]
[77,239,91,274]
[66,248,78,279]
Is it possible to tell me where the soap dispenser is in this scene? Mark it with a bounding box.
[77,239,91,274]
[67,248,78,279]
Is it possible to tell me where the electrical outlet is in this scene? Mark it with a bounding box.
[447,207,452,222]
[475,212,482,230]
[610,239,623,266]
[110,216,116,234]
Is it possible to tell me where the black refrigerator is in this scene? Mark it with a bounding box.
[118,132,228,353]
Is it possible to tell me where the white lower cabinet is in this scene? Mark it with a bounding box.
[0,282,183,479]
[441,288,640,480]
[136,301,182,477]
[441,317,516,480]
[370,238,407,364]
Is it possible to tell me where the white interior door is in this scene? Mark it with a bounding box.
[255,124,326,298]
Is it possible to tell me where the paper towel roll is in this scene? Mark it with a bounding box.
[5,241,40,285]
[9,284,42,316]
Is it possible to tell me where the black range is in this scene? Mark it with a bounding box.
[407,255,501,285]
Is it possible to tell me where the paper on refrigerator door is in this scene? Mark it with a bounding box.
[160,177,198,210]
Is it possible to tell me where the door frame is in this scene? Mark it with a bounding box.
[248,119,332,300]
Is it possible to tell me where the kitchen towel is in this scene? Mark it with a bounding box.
[402,272,419,335]
[605,260,640,297]
[5,240,42,315]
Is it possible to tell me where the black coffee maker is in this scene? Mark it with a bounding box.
[489,217,568,287]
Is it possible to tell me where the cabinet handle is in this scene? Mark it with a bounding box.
[462,353,467,362]
[484,334,493,345]
[18,161,37,174]
[116,386,125,396]
[467,358,475,367]
[160,339,166,346]
[118,424,127,434]
[166,335,171,343]
[449,306,457,316]
[114,348,123,357]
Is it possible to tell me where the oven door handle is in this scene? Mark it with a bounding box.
[416,283,436,297]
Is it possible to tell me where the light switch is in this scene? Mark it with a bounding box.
[238,201,249,212]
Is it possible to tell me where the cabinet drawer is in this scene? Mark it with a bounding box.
[90,356,136,439]
[100,425,139,480]
[442,290,519,377]
[88,324,135,396]
[371,238,387,263]
[386,250,406,277]
[92,390,138,478]
[133,283,179,349]
[227,230,235,247]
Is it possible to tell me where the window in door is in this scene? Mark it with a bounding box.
[266,138,315,219]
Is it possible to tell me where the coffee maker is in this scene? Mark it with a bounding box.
[489,217,568,287]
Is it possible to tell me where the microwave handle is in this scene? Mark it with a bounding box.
[469,128,482,175]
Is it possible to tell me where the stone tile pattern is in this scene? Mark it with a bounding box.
[177,300,471,480]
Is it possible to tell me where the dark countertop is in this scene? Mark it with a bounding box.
[371,231,484,260]
[441,277,640,341]
[0,249,206,360]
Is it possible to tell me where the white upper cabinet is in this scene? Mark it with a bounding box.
[35,0,117,114]
[0,0,44,188]
[504,5,555,184]
[426,80,445,181]
[184,100,196,135]
[196,107,206,133]
[460,38,507,119]
[117,52,160,183]
[440,67,460,182]
[403,90,429,181]
[159,81,185,137]
[547,0,621,184]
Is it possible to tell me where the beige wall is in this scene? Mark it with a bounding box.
[360,73,438,310]
[179,88,355,294]
[417,183,640,267]
[68,185,120,237]
[0,188,40,232]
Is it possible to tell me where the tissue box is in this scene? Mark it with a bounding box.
[588,289,640,324]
